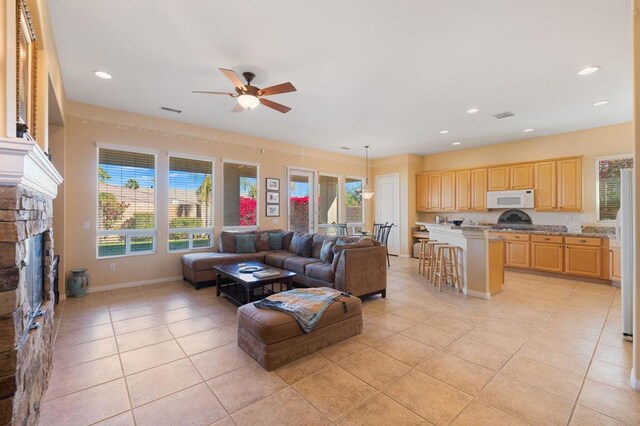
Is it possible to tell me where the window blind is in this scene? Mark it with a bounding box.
[97,148,156,257]
[223,162,258,227]
[169,157,213,229]
[598,157,633,221]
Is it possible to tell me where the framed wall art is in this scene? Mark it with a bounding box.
[16,0,38,141]
[265,178,280,191]
[266,204,280,217]
[266,191,280,204]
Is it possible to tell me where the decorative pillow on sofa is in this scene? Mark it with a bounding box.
[268,232,284,250]
[288,232,314,257]
[255,232,270,252]
[282,231,294,250]
[236,235,257,253]
[320,240,335,263]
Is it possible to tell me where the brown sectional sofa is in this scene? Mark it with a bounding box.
[181,230,387,298]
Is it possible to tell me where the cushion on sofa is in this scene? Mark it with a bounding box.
[182,252,266,272]
[236,235,257,253]
[282,231,294,250]
[305,262,335,283]
[337,236,361,245]
[288,233,314,257]
[218,230,250,253]
[320,240,335,263]
[283,256,322,274]
[264,250,297,268]
[254,232,271,252]
[311,234,325,258]
[268,232,284,250]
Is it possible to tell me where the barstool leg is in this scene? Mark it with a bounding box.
[452,248,461,292]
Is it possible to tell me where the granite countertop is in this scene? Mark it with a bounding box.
[416,222,616,239]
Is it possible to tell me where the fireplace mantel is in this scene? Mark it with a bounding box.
[0,137,63,199]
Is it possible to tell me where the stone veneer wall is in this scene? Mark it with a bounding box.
[0,186,56,425]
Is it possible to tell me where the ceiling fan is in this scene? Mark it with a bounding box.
[193,68,296,113]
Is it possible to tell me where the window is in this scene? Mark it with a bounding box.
[597,155,633,221]
[223,162,258,228]
[318,174,340,232]
[98,147,156,257]
[168,156,213,251]
[345,177,364,228]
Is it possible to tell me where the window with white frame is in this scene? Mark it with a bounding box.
[168,156,213,251]
[345,177,364,231]
[318,174,340,232]
[223,162,258,228]
[597,155,634,222]
[97,147,156,257]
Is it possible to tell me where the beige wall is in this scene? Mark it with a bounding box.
[418,122,633,226]
[61,102,368,290]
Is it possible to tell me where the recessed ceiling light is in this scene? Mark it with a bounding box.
[578,66,600,75]
[466,108,479,114]
[339,146,351,150]
[452,141,461,146]
[440,130,449,134]
[94,71,112,79]
[593,100,609,107]
[523,128,534,133]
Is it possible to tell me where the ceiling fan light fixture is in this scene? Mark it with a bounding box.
[237,94,260,109]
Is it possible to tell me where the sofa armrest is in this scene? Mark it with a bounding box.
[334,246,387,297]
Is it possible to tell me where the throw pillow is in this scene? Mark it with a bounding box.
[320,240,335,263]
[235,235,257,254]
[288,232,314,257]
[268,232,284,250]
[255,232,270,252]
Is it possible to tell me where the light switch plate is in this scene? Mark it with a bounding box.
[83,221,90,230]
[109,263,116,271]
[272,218,279,224]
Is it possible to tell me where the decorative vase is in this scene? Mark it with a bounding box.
[67,268,89,297]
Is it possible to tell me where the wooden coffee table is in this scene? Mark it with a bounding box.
[214,261,296,306]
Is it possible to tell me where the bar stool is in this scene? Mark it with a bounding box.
[433,245,462,292]
[426,241,447,282]
[417,238,429,275]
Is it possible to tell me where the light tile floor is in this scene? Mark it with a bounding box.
[40,257,638,425]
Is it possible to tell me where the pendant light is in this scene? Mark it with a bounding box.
[360,145,375,199]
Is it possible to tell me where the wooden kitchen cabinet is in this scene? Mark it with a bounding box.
[534,161,556,211]
[565,245,602,278]
[506,240,530,268]
[416,174,428,211]
[428,173,441,211]
[488,166,510,191]
[531,242,564,273]
[455,170,471,210]
[510,163,534,189]
[610,247,621,282]
[441,172,456,211]
[557,158,583,211]
[471,168,488,211]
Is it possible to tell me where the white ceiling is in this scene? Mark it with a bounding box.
[49,0,632,158]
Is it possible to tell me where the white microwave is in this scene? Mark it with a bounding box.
[487,189,534,209]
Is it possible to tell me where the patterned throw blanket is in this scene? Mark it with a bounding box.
[254,287,349,333]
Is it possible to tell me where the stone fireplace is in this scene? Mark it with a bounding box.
[0,138,62,425]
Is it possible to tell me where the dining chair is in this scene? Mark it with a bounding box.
[332,222,349,236]
[378,223,393,267]
[372,222,384,242]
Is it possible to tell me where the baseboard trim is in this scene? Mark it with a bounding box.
[84,276,183,294]
[464,289,491,299]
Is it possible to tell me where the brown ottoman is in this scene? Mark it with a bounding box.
[237,294,363,370]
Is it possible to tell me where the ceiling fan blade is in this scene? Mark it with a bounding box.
[231,103,245,113]
[260,82,297,96]
[260,98,291,113]
[219,68,247,91]
[192,91,235,96]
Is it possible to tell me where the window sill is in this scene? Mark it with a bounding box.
[97,251,157,260]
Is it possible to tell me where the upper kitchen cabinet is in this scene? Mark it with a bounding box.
[428,173,442,211]
[471,168,488,211]
[487,166,510,191]
[441,171,456,211]
[510,164,534,189]
[416,174,428,211]
[557,158,583,211]
[455,170,472,211]
[534,161,556,211]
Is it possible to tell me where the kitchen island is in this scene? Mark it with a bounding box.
[417,222,504,299]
